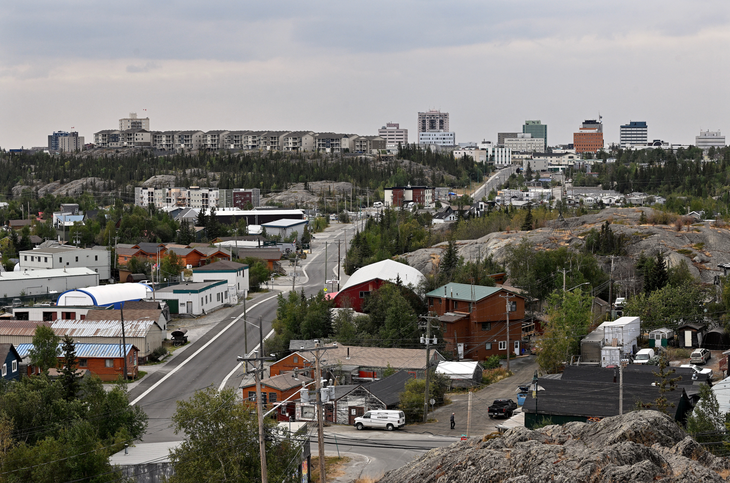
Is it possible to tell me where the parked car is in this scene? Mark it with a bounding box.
[633,348,655,365]
[488,399,518,419]
[354,410,405,431]
[689,348,711,365]
[680,364,713,379]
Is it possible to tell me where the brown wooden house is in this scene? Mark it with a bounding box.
[426,283,525,361]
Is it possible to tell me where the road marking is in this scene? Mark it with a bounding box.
[130,294,279,405]
[218,328,275,391]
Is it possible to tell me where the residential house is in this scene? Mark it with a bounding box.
[241,372,313,421]
[174,131,204,151]
[426,283,526,361]
[269,352,315,378]
[333,259,426,312]
[0,343,22,381]
[16,342,139,381]
[233,247,282,270]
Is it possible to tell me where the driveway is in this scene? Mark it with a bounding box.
[402,355,538,437]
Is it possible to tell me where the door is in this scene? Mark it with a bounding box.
[187,301,193,314]
[349,407,365,425]
[684,330,692,348]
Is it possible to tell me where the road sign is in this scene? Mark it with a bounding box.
[461,435,467,441]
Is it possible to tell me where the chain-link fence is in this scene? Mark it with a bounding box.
[689,430,730,457]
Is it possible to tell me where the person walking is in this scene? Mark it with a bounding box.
[450,413,455,430]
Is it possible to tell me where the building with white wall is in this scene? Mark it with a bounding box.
[119,113,150,131]
[192,260,249,304]
[504,133,544,153]
[261,219,309,242]
[155,280,230,316]
[419,131,456,147]
[0,268,99,298]
[378,123,408,148]
[620,121,648,147]
[696,130,725,151]
[19,245,111,281]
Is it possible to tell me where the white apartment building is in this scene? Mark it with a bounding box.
[696,130,725,151]
[493,147,512,167]
[175,131,205,150]
[378,123,408,148]
[58,135,85,152]
[119,113,150,131]
[153,131,177,150]
[453,148,487,163]
[419,131,456,146]
[204,131,230,150]
[19,245,111,281]
[504,133,544,153]
[188,187,219,210]
[281,131,315,152]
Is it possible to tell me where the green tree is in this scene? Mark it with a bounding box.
[126,255,151,277]
[687,383,724,446]
[624,281,707,332]
[439,237,460,279]
[649,354,681,415]
[521,205,533,231]
[161,250,185,282]
[176,220,195,245]
[398,373,449,421]
[240,257,271,291]
[29,325,60,373]
[60,335,80,401]
[536,289,593,374]
[168,387,299,483]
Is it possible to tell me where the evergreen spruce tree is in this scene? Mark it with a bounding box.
[521,205,534,231]
[60,335,80,401]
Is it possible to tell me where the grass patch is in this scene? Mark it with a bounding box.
[693,242,705,251]
[310,456,351,481]
[104,371,147,384]
[676,248,693,256]
[482,367,512,385]
[667,347,691,359]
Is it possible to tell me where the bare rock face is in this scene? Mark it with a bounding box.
[403,208,730,284]
[379,411,730,483]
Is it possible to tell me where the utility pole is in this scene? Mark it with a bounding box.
[120,303,128,380]
[239,319,273,483]
[337,240,341,291]
[300,341,337,483]
[619,360,624,415]
[324,242,328,289]
[609,256,615,312]
[420,315,439,423]
[466,390,473,438]
[500,294,515,372]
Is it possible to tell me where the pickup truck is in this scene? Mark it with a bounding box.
[488,399,517,419]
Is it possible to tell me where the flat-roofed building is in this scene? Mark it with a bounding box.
[19,244,110,280]
[522,120,547,152]
[696,129,725,151]
[378,123,408,148]
[504,133,543,153]
[573,119,604,154]
[418,110,449,134]
[119,113,150,131]
[620,121,648,147]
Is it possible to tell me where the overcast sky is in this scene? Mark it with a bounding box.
[2,1,729,149]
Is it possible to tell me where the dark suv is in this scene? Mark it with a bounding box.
[488,399,518,419]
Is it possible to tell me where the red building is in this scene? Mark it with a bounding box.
[241,371,313,421]
[269,352,314,378]
[384,186,434,208]
[18,342,139,381]
[334,259,426,312]
[426,283,525,361]
[573,119,604,154]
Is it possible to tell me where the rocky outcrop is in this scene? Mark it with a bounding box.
[404,208,730,284]
[379,411,730,483]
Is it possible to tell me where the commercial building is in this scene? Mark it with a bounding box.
[261,219,309,242]
[573,119,604,154]
[522,120,547,152]
[497,132,519,146]
[56,283,152,308]
[378,123,408,148]
[504,133,544,153]
[418,131,456,147]
[155,280,230,316]
[232,188,261,209]
[418,110,449,134]
[620,121,648,147]
[0,268,99,298]
[192,260,249,304]
[383,186,434,208]
[119,113,150,131]
[334,259,426,312]
[695,130,725,151]
[19,244,111,281]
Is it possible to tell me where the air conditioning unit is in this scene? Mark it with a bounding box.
[186,264,192,269]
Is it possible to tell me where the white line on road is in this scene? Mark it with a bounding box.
[218,328,275,391]
[130,294,279,406]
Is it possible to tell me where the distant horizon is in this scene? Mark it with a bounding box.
[2,1,728,150]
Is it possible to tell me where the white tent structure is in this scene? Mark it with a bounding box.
[57,283,153,309]
[436,361,483,387]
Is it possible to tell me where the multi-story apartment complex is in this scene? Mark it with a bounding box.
[378,123,408,148]
[281,131,315,152]
[573,119,604,154]
[48,131,84,153]
[695,130,725,151]
[504,133,543,153]
[522,120,547,152]
[119,113,150,131]
[418,110,449,134]
[384,186,434,208]
[620,121,648,147]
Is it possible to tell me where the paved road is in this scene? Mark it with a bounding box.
[472,165,518,202]
[127,223,352,443]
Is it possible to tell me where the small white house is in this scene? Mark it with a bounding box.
[192,260,249,304]
[261,219,308,242]
[155,280,229,316]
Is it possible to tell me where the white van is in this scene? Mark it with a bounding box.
[354,410,405,431]
[373,201,383,208]
[633,348,655,365]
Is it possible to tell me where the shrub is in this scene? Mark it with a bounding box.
[482,355,501,370]
[149,346,168,362]
[482,367,510,385]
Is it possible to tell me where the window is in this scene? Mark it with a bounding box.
[59,257,62,263]
[62,312,76,319]
[269,393,277,403]
[498,341,507,351]
[453,301,458,310]
[201,297,203,306]
[248,391,256,402]
[509,301,517,312]
[301,406,315,419]
[485,342,492,350]
[95,255,98,261]
[44,257,48,263]
[11,360,17,372]
[514,341,520,350]
[24,256,27,261]
[43,312,54,321]
[293,356,298,363]
[1,364,5,376]
[30,256,34,262]
[75,256,78,262]
[79,359,88,367]
[481,322,491,331]
[359,291,370,298]
[105,359,114,368]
